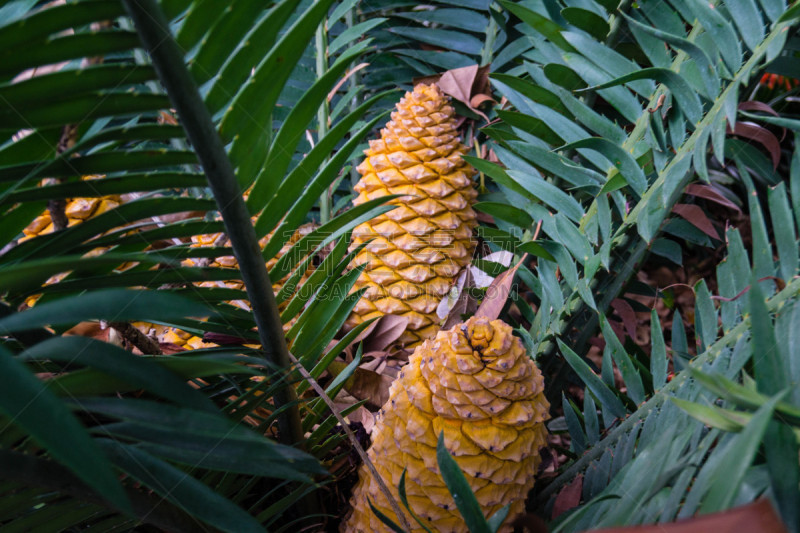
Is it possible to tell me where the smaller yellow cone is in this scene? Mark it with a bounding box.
[343,316,550,533]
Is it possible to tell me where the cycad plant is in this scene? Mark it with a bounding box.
[2,0,800,532]
[0,0,395,530]
[462,0,800,531]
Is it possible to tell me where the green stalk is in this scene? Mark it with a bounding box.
[315,19,331,223]
[121,0,304,448]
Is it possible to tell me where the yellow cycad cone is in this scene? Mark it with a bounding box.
[343,316,550,533]
[345,83,478,347]
[21,176,123,242]
[21,176,128,307]
[158,220,316,349]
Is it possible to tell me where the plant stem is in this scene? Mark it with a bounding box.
[316,18,331,224]
[121,0,304,448]
[287,352,413,532]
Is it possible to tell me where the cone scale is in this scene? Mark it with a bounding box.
[343,317,550,532]
[345,84,478,347]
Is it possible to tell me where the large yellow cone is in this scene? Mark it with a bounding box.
[345,84,478,347]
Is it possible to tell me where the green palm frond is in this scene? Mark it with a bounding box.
[0,0,394,530]
[538,127,800,532]
[461,0,800,529]
[477,0,799,380]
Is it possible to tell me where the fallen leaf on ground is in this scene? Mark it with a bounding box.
[552,475,583,519]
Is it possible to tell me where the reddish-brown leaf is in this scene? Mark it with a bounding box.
[672,204,720,240]
[589,499,787,533]
[738,100,779,116]
[509,513,549,533]
[437,64,478,107]
[475,255,525,320]
[608,319,627,345]
[685,184,742,213]
[203,332,248,345]
[610,298,637,340]
[738,100,786,141]
[160,342,188,355]
[347,368,393,410]
[552,475,583,519]
[470,93,496,109]
[727,121,781,168]
[362,315,409,353]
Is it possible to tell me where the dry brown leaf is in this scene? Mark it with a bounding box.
[359,351,390,372]
[327,62,369,102]
[158,110,179,126]
[685,184,742,213]
[552,475,582,519]
[589,499,787,533]
[362,314,409,353]
[672,204,720,240]
[609,298,637,340]
[470,93,497,109]
[416,64,494,122]
[64,321,105,339]
[437,64,478,107]
[327,360,394,410]
[475,254,526,320]
[348,368,393,410]
[727,121,781,168]
[351,405,376,434]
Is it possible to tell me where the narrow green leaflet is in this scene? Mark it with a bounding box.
[558,339,627,419]
[0,344,129,513]
[650,310,667,390]
[621,13,718,98]
[599,316,645,405]
[436,432,491,533]
[579,68,701,124]
[98,439,265,533]
[474,202,534,228]
[698,393,783,513]
[0,289,215,333]
[18,336,217,412]
[559,138,646,195]
[749,279,787,394]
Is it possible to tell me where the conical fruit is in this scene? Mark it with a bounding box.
[343,316,550,532]
[182,218,315,311]
[157,220,316,349]
[345,84,478,347]
[20,176,123,242]
[21,177,128,307]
